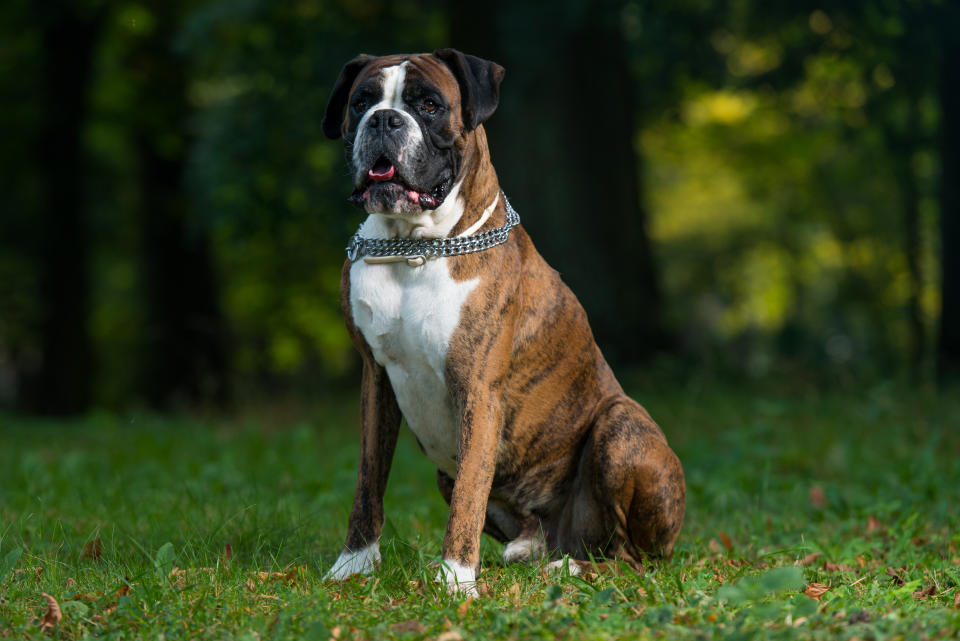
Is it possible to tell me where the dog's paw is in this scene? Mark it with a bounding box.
[544,556,584,576]
[502,536,547,564]
[435,559,479,596]
[324,543,380,580]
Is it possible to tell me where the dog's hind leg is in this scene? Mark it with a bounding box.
[555,397,685,563]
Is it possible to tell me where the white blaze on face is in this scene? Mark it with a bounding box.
[351,61,424,183]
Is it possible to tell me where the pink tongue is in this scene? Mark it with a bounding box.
[407,190,419,203]
[368,165,395,181]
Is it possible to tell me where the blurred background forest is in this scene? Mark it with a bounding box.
[1,0,958,415]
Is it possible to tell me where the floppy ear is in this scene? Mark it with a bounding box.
[433,49,505,131]
[322,54,375,139]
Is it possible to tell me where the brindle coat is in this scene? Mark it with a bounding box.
[327,51,685,577]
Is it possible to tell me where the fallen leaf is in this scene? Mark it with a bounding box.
[40,593,62,632]
[81,537,102,561]
[912,583,937,600]
[719,532,734,552]
[456,596,474,618]
[823,562,856,573]
[856,555,867,568]
[330,625,341,639]
[885,567,906,586]
[801,552,821,566]
[114,584,130,598]
[64,577,77,590]
[220,542,232,573]
[809,486,826,508]
[866,516,881,534]
[953,591,960,609]
[804,583,830,602]
[389,620,427,634]
[508,582,522,604]
[708,538,720,553]
[436,632,463,641]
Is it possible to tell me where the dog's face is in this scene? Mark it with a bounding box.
[323,50,504,215]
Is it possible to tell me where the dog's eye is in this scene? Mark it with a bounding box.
[352,100,368,114]
[421,99,439,114]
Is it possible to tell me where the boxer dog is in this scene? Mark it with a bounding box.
[322,49,685,594]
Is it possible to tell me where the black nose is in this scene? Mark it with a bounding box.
[367,109,404,133]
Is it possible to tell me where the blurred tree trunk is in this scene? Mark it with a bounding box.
[449,1,669,365]
[131,5,230,408]
[28,6,103,414]
[888,97,925,377]
[938,32,960,382]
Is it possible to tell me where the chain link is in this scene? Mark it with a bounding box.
[346,196,520,263]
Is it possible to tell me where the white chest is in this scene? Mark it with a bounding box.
[349,251,478,477]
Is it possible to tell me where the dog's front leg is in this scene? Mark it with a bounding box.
[325,358,401,580]
[437,396,503,595]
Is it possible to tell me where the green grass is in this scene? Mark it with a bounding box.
[1,383,959,639]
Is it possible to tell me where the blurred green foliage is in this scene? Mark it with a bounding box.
[0,0,954,410]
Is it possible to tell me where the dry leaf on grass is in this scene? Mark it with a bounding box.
[801,552,821,566]
[456,596,474,618]
[719,532,734,552]
[953,591,960,609]
[221,542,232,573]
[249,566,307,587]
[81,537,102,561]
[809,486,827,508]
[389,620,427,634]
[913,583,937,600]
[64,577,77,590]
[885,567,906,586]
[823,561,856,573]
[39,593,62,632]
[866,516,882,534]
[708,538,720,554]
[804,583,831,602]
[436,632,463,641]
[169,566,218,589]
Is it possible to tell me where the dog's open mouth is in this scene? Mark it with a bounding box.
[349,157,452,212]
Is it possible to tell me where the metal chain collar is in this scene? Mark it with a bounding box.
[346,196,520,264]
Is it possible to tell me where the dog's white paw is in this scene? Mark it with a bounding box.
[502,536,546,564]
[324,542,380,580]
[544,556,583,576]
[436,559,479,596]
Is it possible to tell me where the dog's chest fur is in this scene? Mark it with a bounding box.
[349,219,479,477]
